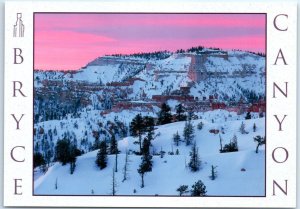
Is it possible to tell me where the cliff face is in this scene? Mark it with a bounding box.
[34,49,265,121]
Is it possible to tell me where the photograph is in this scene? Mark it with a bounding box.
[33,13,266,196]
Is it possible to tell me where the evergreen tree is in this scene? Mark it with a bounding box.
[191,180,207,196]
[143,116,155,134]
[55,138,71,165]
[137,138,152,188]
[176,185,189,196]
[110,133,118,154]
[157,103,173,125]
[92,132,101,150]
[197,121,204,130]
[130,114,144,137]
[253,123,257,132]
[239,122,246,134]
[130,114,144,153]
[55,178,58,190]
[96,141,107,169]
[183,120,195,146]
[219,134,223,152]
[232,134,238,150]
[33,152,45,168]
[69,139,79,174]
[141,135,151,156]
[245,112,251,120]
[188,142,201,172]
[175,103,187,121]
[173,131,181,146]
[209,165,217,180]
[221,135,238,153]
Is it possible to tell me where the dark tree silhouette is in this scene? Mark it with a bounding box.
[157,103,173,125]
[96,141,108,169]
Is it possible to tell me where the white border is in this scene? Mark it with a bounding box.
[3,1,297,208]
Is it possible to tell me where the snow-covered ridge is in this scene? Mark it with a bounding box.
[35,48,265,103]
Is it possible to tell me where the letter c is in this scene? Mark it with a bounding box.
[273,14,288,31]
[10,146,25,162]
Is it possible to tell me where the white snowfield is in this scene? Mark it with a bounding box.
[34,110,265,196]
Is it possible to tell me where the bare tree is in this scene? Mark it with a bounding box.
[111,168,117,196]
[254,136,265,153]
[122,150,130,182]
[115,152,118,172]
[55,177,58,190]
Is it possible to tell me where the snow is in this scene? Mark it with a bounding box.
[34,111,265,196]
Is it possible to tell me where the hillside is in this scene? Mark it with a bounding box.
[34,111,265,196]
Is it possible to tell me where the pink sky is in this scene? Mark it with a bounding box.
[34,13,265,70]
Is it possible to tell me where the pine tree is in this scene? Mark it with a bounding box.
[188,142,201,172]
[245,112,251,120]
[33,152,45,168]
[254,135,266,153]
[96,140,107,169]
[137,138,152,188]
[55,178,58,190]
[197,121,204,130]
[221,134,238,153]
[209,165,217,180]
[232,134,238,150]
[110,133,118,154]
[173,131,181,146]
[55,138,71,165]
[143,116,155,134]
[239,121,246,134]
[92,131,101,150]
[141,136,151,156]
[253,123,257,132]
[184,120,195,146]
[191,180,207,196]
[175,104,187,121]
[219,134,223,152]
[176,185,189,196]
[130,114,144,153]
[157,103,173,125]
[130,114,144,136]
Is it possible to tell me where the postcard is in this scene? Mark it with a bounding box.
[4,1,297,207]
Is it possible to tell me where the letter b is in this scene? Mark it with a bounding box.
[14,48,24,64]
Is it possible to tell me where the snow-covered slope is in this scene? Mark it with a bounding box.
[34,111,265,196]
